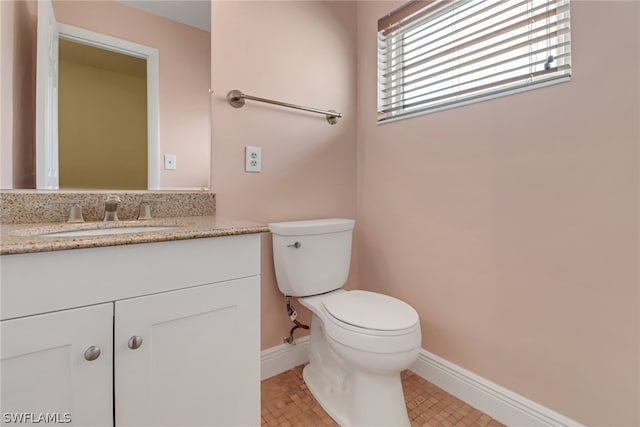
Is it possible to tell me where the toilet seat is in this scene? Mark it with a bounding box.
[300,290,421,354]
[322,290,418,332]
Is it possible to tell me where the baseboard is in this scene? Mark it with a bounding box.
[260,336,310,380]
[410,349,584,427]
[260,341,582,426]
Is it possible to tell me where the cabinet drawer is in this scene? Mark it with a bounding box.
[1,234,260,320]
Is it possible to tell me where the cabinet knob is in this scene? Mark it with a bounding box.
[128,336,143,350]
[84,346,101,361]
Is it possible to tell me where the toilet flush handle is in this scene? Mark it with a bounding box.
[287,242,302,249]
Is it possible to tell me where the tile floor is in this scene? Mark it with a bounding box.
[261,365,505,427]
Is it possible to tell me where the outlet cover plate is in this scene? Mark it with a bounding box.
[245,146,261,173]
[164,154,177,170]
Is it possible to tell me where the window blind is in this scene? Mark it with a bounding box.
[377,0,572,122]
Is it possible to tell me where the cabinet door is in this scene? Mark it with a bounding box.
[115,276,260,427]
[1,303,113,426]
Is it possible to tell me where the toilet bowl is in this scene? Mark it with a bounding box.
[269,219,421,426]
[298,289,421,426]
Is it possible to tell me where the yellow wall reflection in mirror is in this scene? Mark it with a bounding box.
[59,39,147,189]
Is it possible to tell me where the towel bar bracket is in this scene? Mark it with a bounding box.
[325,110,339,125]
[227,90,246,109]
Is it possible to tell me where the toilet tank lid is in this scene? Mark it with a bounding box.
[268,218,355,236]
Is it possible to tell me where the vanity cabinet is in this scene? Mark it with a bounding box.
[0,234,261,427]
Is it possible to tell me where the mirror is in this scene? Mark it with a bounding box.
[0,0,211,190]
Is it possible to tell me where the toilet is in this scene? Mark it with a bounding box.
[269,218,421,427]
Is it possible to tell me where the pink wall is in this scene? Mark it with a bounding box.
[0,0,36,189]
[52,0,210,189]
[211,1,638,423]
[0,0,13,188]
[210,0,358,350]
[356,1,639,425]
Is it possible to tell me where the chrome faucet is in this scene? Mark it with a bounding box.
[103,195,121,221]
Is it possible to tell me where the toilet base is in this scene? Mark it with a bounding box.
[301,315,412,427]
[302,363,350,426]
[303,361,410,427]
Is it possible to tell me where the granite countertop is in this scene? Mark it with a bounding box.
[0,216,268,255]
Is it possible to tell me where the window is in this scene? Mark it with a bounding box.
[377,0,572,122]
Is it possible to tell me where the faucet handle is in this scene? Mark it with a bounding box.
[137,198,166,221]
[104,194,121,203]
[50,200,85,223]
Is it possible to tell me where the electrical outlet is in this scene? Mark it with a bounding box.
[245,146,261,173]
[164,154,177,170]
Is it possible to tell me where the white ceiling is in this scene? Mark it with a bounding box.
[117,0,210,32]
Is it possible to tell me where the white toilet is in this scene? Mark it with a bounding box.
[269,218,421,427]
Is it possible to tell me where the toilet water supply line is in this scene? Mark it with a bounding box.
[284,297,309,345]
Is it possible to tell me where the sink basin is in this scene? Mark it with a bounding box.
[41,226,178,237]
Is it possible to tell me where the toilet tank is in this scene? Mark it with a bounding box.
[268,219,355,297]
